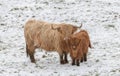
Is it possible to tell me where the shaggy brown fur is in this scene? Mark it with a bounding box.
[24,19,82,64]
[65,30,91,66]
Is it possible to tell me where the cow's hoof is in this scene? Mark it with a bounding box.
[60,60,65,64]
[64,60,69,64]
[72,63,75,66]
[31,60,36,63]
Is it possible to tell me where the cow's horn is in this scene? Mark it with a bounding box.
[77,23,82,28]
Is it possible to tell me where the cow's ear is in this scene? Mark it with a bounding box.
[51,25,62,33]
[56,27,62,34]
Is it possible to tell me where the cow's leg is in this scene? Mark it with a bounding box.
[72,58,75,65]
[76,59,80,66]
[29,51,35,63]
[59,54,65,64]
[58,51,65,64]
[64,52,68,63]
[84,53,87,62]
[28,46,36,63]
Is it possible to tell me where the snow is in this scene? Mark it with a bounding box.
[0,0,120,76]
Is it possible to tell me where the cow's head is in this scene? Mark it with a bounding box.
[51,23,82,37]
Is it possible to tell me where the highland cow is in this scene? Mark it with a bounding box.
[24,19,82,64]
[65,30,91,66]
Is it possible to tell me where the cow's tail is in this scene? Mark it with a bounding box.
[26,44,29,57]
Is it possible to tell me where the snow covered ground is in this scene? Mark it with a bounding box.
[0,0,120,76]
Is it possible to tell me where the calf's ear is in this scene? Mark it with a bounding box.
[74,38,81,45]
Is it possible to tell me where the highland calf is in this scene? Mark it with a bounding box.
[24,19,82,64]
[65,30,91,66]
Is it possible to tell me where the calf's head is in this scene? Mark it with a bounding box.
[65,36,81,58]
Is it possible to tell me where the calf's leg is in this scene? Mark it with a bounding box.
[72,58,75,65]
[76,59,80,66]
[84,53,87,61]
[81,57,83,62]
